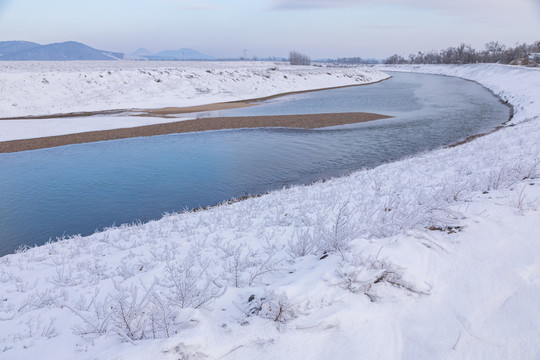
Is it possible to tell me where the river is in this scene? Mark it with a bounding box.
[0,72,510,255]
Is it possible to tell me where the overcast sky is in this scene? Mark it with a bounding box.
[0,0,538,59]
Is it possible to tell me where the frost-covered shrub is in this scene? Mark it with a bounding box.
[513,158,540,180]
[244,291,297,324]
[71,282,178,341]
[287,229,317,258]
[215,239,280,287]
[316,202,358,255]
[108,283,155,341]
[161,258,225,309]
[336,254,429,302]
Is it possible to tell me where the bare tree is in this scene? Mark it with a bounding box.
[289,50,311,65]
[384,54,407,64]
[384,39,540,65]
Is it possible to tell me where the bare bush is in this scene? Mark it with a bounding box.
[510,185,534,214]
[514,159,539,180]
[487,167,518,190]
[436,180,472,203]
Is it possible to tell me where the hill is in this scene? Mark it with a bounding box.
[145,47,216,60]
[129,48,153,57]
[0,41,123,61]
[0,41,41,56]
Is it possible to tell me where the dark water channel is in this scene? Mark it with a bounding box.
[0,72,509,255]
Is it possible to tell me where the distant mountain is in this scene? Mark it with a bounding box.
[0,41,41,56]
[0,41,124,61]
[130,48,153,57]
[0,41,216,61]
[145,48,217,60]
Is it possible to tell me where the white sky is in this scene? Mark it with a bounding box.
[0,0,538,59]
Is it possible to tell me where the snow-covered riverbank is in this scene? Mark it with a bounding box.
[0,61,387,119]
[377,63,540,125]
[0,61,389,143]
[0,63,539,359]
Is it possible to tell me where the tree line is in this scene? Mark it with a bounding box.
[385,40,540,65]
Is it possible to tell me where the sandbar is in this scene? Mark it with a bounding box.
[0,112,392,153]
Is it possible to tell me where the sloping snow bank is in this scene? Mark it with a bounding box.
[0,61,388,118]
[378,63,540,125]
[0,64,539,359]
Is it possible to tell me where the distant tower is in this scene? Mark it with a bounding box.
[243,49,247,60]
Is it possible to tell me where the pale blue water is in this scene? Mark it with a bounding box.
[0,72,509,255]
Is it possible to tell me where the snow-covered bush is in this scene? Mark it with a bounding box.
[161,258,225,309]
[336,253,429,302]
[244,291,298,324]
[316,202,358,256]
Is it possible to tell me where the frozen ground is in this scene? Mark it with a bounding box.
[0,63,539,359]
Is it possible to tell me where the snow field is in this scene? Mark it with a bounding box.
[0,63,539,359]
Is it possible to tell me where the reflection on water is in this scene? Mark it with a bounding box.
[0,72,509,255]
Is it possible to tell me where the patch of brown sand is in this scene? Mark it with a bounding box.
[136,102,256,117]
[0,112,392,153]
[0,101,256,121]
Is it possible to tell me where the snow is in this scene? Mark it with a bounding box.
[0,63,539,359]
